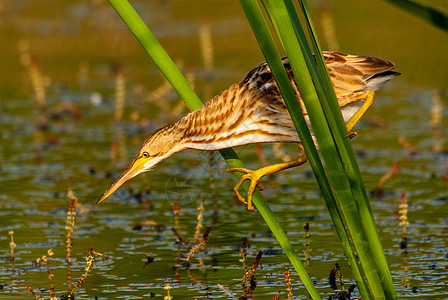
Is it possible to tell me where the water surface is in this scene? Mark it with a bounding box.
[0,1,447,299]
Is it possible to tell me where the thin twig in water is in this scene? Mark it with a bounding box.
[239,237,248,271]
[242,250,263,295]
[193,198,205,243]
[9,230,15,263]
[114,65,126,122]
[284,266,293,299]
[217,283,234,297]
[273,143,292,162]
[430,89,443,152]
[164,283,173,300]
[34,248,55,280]
[89,247,114,261]
[398,136,418,155]
[303,223,311,275]
[171,227,186,245]
[49,284,56,300]
[25,284,42,300]
[199,21,214,75]
[68,252,95,297]
[185,227,211,263]
[399,193,409,250]
[65,189,77,289]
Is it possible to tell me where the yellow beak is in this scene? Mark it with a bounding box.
[97,157,148,204]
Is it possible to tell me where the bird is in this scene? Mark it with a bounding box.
[97,51,400,210]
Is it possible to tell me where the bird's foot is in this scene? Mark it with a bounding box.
[347,131,357,139]
[227,145,308,211]
[226,166,266,211]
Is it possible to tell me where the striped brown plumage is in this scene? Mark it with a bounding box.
[98,51,400,205]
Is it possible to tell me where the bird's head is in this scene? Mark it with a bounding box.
[97,124,184,204]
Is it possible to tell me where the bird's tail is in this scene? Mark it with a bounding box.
[363,70,401,92]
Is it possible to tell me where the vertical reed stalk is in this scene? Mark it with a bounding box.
[114,66,126,122]
[241,0,397,298]
[199,21,214,75]
[303,223,311,275]
[193,198,204,244]
[18,40,48,125]
[9,230,15,263]
[399,194,409,250]
[284,266,293,299]
[164,283,173,300]
[65,190,77,290]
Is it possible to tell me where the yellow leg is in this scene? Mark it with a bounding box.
[345,91,376,136]
[227,144,308,211]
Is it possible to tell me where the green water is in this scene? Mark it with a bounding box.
[1,1,447,299]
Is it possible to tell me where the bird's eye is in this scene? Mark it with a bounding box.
[142,152,150,158]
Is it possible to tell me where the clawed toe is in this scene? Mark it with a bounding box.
[226,149,308,211]
[227,167,264,211]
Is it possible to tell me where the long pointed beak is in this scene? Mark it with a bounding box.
[97,157,148,204]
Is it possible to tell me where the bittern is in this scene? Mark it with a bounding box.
[98,51,399,210]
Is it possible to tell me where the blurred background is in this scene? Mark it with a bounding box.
[0,0,447,299]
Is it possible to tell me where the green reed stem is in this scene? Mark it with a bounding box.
[265,1,388,298]
[243,0,398,299]
[295,1,397,298]
[262,0,372,296]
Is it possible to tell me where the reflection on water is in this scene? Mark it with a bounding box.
[0,0,447,299]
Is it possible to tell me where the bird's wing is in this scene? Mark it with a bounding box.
[242,57,297,89]
[242,51,397,98]
[241,57,303,113]
[323,51,396,97]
